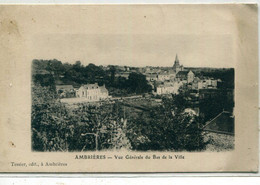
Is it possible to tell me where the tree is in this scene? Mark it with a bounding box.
[74,60,82,67]
[31,83,73,151]
[46,59,64,75]
[110,119,132,150]
[66,102,132,151]
[127,95,207,151]
[32,74,56,90]
[199,90,234,122]
[107,103,132,150]
[109,65,116,85]
[127,72,152,94]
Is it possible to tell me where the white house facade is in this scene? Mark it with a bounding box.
[76,83,109,101]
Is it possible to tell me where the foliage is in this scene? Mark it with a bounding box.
[32,59,152,96]
[127,72,152,94]
[199,89,234,122]
[31,83,72,151]
[127,95,207,151]
[32,77,206,151]
[32,74,56,90]
[31,82,132,151]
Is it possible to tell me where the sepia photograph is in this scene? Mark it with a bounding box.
[31,35,235,152]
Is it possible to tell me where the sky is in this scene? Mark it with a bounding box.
[26,5,238,68]
[31,34,234,68]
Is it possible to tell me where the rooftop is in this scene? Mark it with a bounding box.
[82,83,99,89]
[203,111,234,135]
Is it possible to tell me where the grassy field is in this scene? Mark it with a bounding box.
[123,98,161,109]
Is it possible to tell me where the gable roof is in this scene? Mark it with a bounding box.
[80,83,108,93]
[176,71,189,77]
[203,111,234,135]
[176,70,194,77]
[82,83,99,89]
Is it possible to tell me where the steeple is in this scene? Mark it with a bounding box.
[173,54,180,67]
[175,54,179,63]
[173,54,183,72]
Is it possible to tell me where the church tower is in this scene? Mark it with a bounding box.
[174,54,180,66]
[173,54,183,73]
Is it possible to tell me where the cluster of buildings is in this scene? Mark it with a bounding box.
[144,55,220,95]
[56,54,222,101]
[106,55,220,96]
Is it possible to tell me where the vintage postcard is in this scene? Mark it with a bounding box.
[0,4,258,172]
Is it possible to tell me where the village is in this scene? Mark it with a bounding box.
[32,55,234,152]
[54,55,230,120]
[56,55,221,105]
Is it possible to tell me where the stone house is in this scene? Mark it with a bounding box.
[76,83,109,101]
[157,72,170,81]
[156,81,182,95]
[145,73,158,82]
[176,70,195,83]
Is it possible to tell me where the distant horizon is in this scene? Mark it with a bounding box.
[33,58,234,69]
